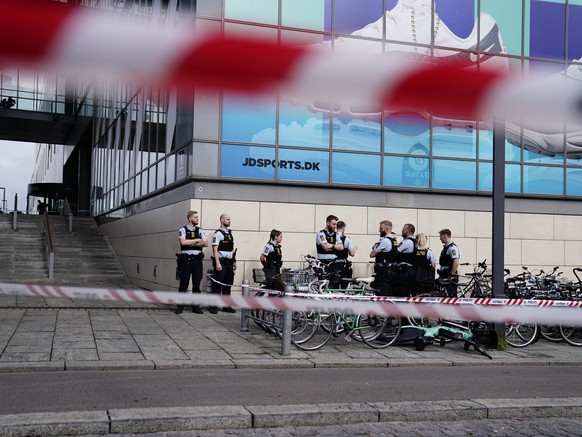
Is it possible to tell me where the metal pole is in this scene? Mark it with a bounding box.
[281,310,292,356]
[241,279,250,332]
[492,118,506,350]
[280,284,294,356]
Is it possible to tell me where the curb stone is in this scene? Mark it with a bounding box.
[0,411,108,437]
[108,406,251,433]
[2,399,582,436]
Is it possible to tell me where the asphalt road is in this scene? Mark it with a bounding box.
[1,365,582,415]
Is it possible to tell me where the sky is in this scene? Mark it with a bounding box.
[0,140,35,213]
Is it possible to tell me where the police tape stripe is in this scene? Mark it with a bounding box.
[249,287,582,309]
[0,0,510,122]
[2,282,582,327]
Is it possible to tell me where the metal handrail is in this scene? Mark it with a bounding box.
[64,196,73,233]
[41,210,55,279]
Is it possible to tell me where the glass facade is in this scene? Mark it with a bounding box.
[90,0,582,216]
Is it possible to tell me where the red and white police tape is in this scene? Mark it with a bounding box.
[2,0,578,123]
[1,282,582,327]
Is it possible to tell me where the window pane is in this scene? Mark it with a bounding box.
[481,0,523,57]
[278,100,330,149]
[222,94,277,144]
[432,159,476,191]
[523,165,563,195]
[566,167,582,196]
[224,0,278,25]
[278,148,329,183]
[332,152,380,186]
[221,144,275,180]
[530,0,566,61]
[383,154,430,188]
[334,0,383,36]
[432,125,477,159]
[281,0,327,31]
[333,119,381,153]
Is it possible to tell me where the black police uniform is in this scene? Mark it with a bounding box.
[176,225,206,313]
[413,247,436,295]
[438,241,460,297]
[393,236,417,297]
[261,241,283,283]
[371,235,399,296]
[316,229,343,288]
[212,228,236,297]
[335,233,353,289]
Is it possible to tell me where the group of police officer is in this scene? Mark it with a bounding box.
[175,210,461,314]
[175,210,237,314]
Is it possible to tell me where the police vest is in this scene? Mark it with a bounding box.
[316,230,337,254]
[414,247,435,284]
[335,234,349,259]
[265,242,283,269]
[439,242,458,269]
[396,237,417,265]
[216,229,235,252]
[375,236,398,264]
[180,226,201,252]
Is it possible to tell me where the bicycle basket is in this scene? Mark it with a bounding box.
[275,269,316,291]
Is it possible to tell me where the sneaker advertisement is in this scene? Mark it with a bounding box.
[221,0,582,196]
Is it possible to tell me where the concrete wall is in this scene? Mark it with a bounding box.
[99,198,582,292]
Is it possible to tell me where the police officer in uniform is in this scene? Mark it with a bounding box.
[413,233,437,295]
[336,221,356,288]
[316,215,344,288]
[260,229,283,284]
[437,228,461,297]
[176,210,208,314]
[369,220,399,296]
[211,213,237,313]
[394,223,417,297]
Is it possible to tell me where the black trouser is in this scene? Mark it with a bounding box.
[438,270,458,297]
[177,255,203,310]
[212,258,234,295]
[320,259,344,289]
[337,261,353,289]
[392,266,415,297]
[372,264,394,297]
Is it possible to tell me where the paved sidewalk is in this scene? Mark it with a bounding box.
[2,293,582,436]
[2,294,582,371]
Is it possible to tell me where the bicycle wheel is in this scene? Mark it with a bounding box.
[359,315,401,349]
[539,324,564,342]
[505,322,540,347]
[291,312,336,351]
[559,325,582,347]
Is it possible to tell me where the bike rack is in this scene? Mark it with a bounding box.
[241,280,292,356]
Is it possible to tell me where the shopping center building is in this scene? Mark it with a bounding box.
[30,0,582,291]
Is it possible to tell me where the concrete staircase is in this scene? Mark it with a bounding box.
[0,213,133,287]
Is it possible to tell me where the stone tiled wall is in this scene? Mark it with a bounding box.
[100,199,582,292]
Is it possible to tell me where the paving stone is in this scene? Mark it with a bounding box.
[51,349,99,361]
[95,339,141,353]
[0,352,51,362]
[97,352,145,361]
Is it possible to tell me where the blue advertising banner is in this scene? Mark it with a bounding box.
[220,0,582,196]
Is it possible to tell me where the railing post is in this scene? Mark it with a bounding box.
[241,279,250,332]
[281,310,292,356]
[48,251,54,279]
[280,284,294,356]
[12,193,18,230]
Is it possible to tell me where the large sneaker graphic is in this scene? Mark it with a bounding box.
[311,0,508,120]
[505,59,582,159]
